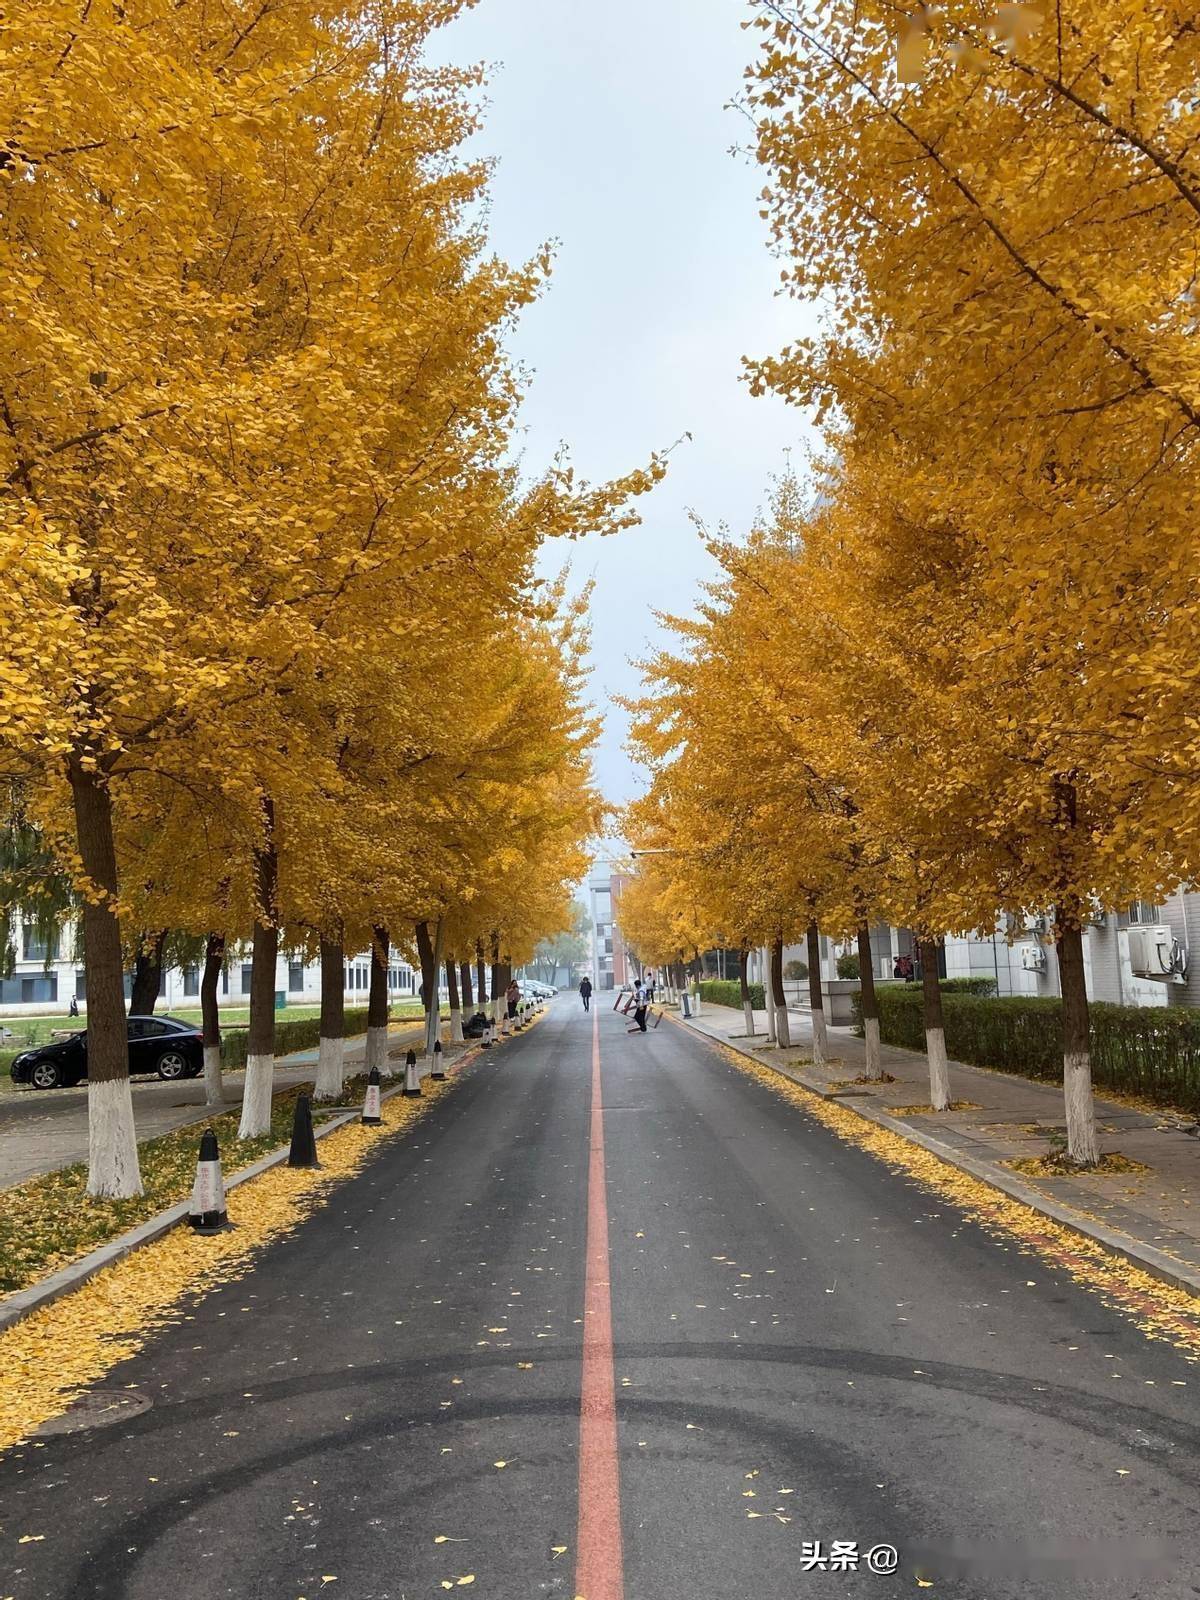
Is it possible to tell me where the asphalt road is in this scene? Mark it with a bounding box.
[3,998,1200,1599]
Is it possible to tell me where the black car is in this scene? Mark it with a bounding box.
[9,1015,205,1090]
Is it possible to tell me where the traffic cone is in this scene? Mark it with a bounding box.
[403,1048,422,1097]
[288,1093,321,1167]
[362,1065,382,1124]
[189,1128,233,1233]
[430,1039,446,1081]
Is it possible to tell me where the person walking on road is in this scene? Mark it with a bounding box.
[505,978,520,1020]
[628,977,649,1034]
[579,975,592,1013]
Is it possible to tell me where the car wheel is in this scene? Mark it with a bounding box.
[156,1050,189,1081]
[30,1060,62,1090]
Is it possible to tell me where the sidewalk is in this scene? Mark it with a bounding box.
[680,1000,1200,1295]
[0,1020,431,1190]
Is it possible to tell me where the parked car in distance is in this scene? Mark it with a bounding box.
[519,981,557,1000]
[9,1015,205,1090]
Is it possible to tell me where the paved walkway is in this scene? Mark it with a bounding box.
[682,1000,1200,1287]
[0,1021,433,1189]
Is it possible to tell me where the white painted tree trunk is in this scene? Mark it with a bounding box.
[203,1044,225,1106]
[926,1027,951,1111]
[742,999,754,1035]
[366,1024,390,1079]
[810,1007,827,1068]
[863,1016,882,1081]
[765,955,777,1044]
[1064,1049,1099,1164]
[87,1076,144,1198]
[238,1053,275,1139]
[314,1035,344,1101]
[450,1006,464,1044]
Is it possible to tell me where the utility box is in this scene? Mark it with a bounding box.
[274,990,287,1011]
[1019,944,1047,973]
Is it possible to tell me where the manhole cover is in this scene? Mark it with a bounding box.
[36,1389,152,1436]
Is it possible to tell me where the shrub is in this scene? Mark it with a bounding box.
[835,953,860,980]
[221,1006,372,1069]
[854,988,1200,1115]
[698,979,767,1010]
[783,960,809,980]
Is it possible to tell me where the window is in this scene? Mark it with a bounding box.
[75,970,87,1002]
[140,1019,171,1038]
[21,923,60,963]
[7,974,57,1004]
[288,962,305,994]
[1128,901,1160,925]
[241,963,254,994]
[182,965,200,998]
[221,968,229,996]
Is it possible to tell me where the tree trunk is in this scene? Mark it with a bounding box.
[315,932,345,1101]
[367,925,390,1077]
[805,922,825,1065]
[239,803,278,1139]
[200,932,225,1105]
[460,959,474,1014]
[919,938,951,1111]
[771,936,790,1048]
[1057,916,1099,1165]
[129,928,167,1015]
[856,921,882,1081]
[446,955,463,1043]
[738,947,755,1037]
[415,919,437,1026]
[425,919,445,1057]
[490,933,502,1029]
[476,942,488,1021]
[69,758,143,1198]
[764,947,777,1043]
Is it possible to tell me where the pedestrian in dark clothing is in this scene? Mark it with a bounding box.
[629,979,649,1034]
[579,976,592,1012]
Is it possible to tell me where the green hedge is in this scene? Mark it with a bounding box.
[874,977,998,997]
[698,979,767,1010]
[220,1006,373,1069]
[857,987,1200,1115]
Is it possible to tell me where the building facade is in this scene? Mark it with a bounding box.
[0,916,417,1017]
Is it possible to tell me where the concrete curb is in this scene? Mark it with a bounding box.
[0,1039,491,1336]
[676,1014,1200,1301]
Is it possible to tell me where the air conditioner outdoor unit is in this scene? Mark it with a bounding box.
[1127,924,1187,982]
[1014,912,1049,940]
[1020,943,1047,973]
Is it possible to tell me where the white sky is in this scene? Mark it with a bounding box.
[429,0,819,809]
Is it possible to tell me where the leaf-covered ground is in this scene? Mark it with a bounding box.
[0,1071,460,1450]
[0,1072,382,1296]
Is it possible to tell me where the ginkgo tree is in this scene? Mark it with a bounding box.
[1,0,661,1195]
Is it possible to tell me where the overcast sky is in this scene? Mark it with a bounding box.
[429,0,819,813]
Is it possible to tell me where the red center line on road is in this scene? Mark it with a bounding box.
[574,1006,625,1600]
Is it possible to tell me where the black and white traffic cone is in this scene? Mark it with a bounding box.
[480,1017,492,1049]
[403,1048,422,1097]
[430,1039,446,1081]
[362,1065,383,1124]
[189,1128,234,1233]
[288,1093,321,1167]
